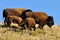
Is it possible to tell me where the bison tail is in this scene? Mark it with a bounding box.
[3,9,6,18]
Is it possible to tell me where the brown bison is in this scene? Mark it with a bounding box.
[46,16,54,28]
[32,12,54,29]
[21,9,33,20]
[8,16,26,31]
[25,18,36,35]
[32,12,48,29]
[3,8,26,26]
[8,16,24,27]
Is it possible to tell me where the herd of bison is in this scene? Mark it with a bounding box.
[3,8,54,32]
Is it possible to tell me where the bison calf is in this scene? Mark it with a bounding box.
[25,18,36,35]
[8,16,24,28]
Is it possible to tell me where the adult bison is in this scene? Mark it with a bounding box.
[3,8,26,26]
[32,12,54,29]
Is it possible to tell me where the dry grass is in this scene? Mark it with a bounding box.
[0,24,60,40]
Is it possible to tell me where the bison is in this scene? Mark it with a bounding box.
[8,16,24,27]
[32,12,54,29]
[25,18,36,35]
[5,16,24,29]
[3,8,26,26]
[7,16,27,32]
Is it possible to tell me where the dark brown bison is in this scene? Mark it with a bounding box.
[46,16,54,28]
[25,18,36,35]
[21,9,33,20]
[3,8,26,26]
[32,12,48,29]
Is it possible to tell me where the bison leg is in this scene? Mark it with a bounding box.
[39,22,44,29]
[4,19,7,26]
[4,18,9,27]
[32,26,36,31]
[7,18,12,27]
[20,21,26,30]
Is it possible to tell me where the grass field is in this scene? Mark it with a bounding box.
[0,24,60,40]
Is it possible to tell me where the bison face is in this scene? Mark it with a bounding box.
[25,12,32,18]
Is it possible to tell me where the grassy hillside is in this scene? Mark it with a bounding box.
[0,25,60,40]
